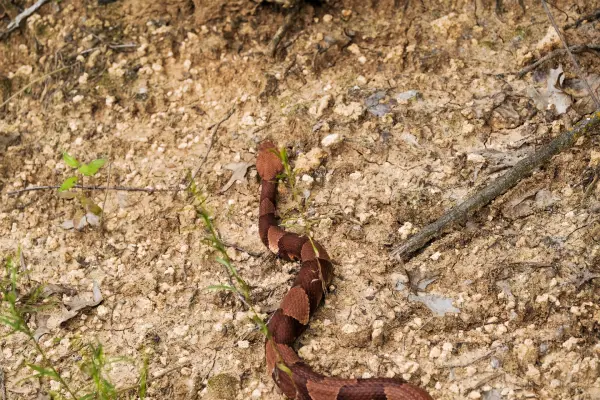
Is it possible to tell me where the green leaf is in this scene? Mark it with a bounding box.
[63,152,80,168]
[79,196,103,215]
[78,158,106,176]
[58,176,78,192]
[276,362,293,378]
[27,364,60,380]
[138,356,149,400]
[206,284,235,292]
[0,314,23,332]
[215,257,231,268]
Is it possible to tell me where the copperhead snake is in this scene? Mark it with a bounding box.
[256,141,433,400]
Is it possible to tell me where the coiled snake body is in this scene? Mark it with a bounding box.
[256,141,433,400]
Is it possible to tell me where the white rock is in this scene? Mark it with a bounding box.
[321,133,343,148]
[78,73,89,85]
[467,153,486,163]
[240,114,256,126]
[311,94,333,117]
[334,101,364,120]
[349,171,362,180]
[342,324,359,334]
[347,43,361,55]
[172,325,189,337]
[16,65,33,76]
[301,174,314,184]
[429,346,441,359]
[398,222,413,240]
[96,305,109,318]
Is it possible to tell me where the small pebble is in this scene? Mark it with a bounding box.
[321,133,343,148]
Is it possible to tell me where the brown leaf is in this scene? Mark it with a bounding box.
[219,162,251,193]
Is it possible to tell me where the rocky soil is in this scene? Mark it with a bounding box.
[1,0,600,399]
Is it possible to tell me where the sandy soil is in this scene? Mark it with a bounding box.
[1,0,600,399]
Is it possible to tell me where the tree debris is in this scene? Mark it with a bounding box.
[391,112,600,260]
[2,0,48,37]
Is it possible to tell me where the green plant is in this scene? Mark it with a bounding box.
[0,252,148,399]
[1,252,79,399]
[273,147,298,201]
[188,177,268,335]
[59,152,106,216]
[189,145,323,381]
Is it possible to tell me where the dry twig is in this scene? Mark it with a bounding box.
[2,0,47,37]
[564,8,600,30]
[185,106,236,190]
[0,65,72,109]
[101,156,113,228]
[391,111,600,260]
[268,5,300,58]
[516,44,600,78]
[7,184,177,196]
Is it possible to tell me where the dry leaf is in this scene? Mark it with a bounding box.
[39,281,104,334]
[527,65,572,115]
[220,162,251,193]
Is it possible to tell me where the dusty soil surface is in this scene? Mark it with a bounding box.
[1,0,600,399]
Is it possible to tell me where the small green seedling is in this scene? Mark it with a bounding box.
[59,152,106,217]
[187,176,270,338]
[1,251,150,399]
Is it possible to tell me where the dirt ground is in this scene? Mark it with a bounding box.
[1,0,600,399]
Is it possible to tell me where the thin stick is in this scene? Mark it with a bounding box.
[516,44,600,78]
[0,65,72,109]
[564,8,600,30]
[391,111,600,259]
[269,5,300,58]
[7,184,178,196]
[78,43,138,56]
[542,0,600,109]
[2,0,47,36]
[185,106,236,190]
[101,157,113,228]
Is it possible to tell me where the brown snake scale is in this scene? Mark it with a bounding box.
[256,141,433,400]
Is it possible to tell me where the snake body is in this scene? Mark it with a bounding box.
[256,141,433,400]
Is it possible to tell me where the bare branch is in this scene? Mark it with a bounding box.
[564,8,600,30]
[7,185,178,197]
[2,0,48,37]
[0,65,72,109]
[391,111,600,260]
[517,44,600,78]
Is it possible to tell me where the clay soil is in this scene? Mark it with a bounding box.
[1,0,600,399]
